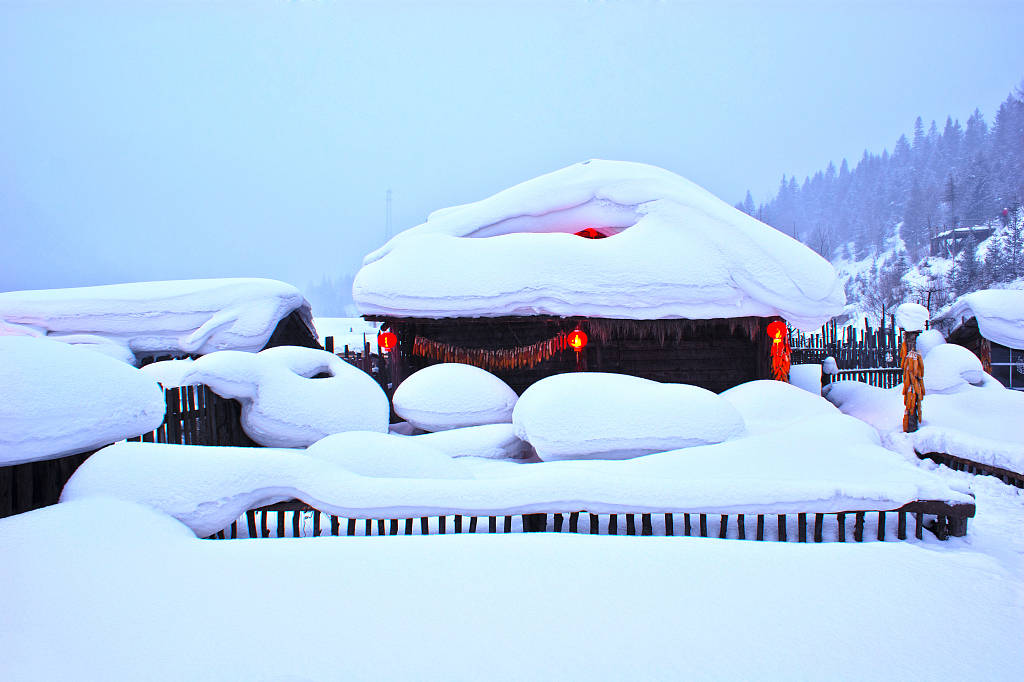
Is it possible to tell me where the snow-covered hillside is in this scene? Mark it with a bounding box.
[832,212,1024,326]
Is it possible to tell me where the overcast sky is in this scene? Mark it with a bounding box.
[2,0,1022,294]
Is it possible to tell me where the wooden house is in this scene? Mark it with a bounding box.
[355,160,845,394]
[935,290,1024,391]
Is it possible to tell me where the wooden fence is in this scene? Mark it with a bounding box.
[791,317,902,370]
[128,385,255,447]
[207,499,974,542]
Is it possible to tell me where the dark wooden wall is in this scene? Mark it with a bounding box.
[381,316,772,395]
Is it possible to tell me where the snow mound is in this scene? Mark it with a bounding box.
[924,343,987,394]
[916,329,946,357]
[721,380,838,435]
[935,289,1024,349]
[181,346,389,447]
[789,364,822,394]
[354,160,844,329]
[824,377,1024,473]
[822,356,839,375]
[512,372,745,461]
[306,432,474,480]
[414,423,534,460]
[0,278,313,364]
[393,363,518,432]
[0,337,166,465]
[895,302,929,332]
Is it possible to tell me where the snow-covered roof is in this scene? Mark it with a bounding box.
[354,160,845,330]
[934,289,1024,349]
[0,278,314,363]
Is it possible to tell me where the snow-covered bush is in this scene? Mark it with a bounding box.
[512,372,745,461]
[393,363,518,432]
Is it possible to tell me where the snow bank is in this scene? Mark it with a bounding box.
[60,412,972,539]
[823,378,1024,473]
[513,373,745,461]
[895,302,929,332]
[0,337,166,465]
[413,423,534,460]
[181,346,389,447]
[720,380,838,435]
[0,278,313,364]
[935,289,1024,349]
[306,432,474,480]
[393,363,518,432]
[3,494,1020,682]
[354,160,844,329]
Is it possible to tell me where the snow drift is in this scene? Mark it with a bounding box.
[180,346,390,447]
[0,337,165,465]
[354,160,844,329]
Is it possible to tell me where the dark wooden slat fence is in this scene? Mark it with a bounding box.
[129,385,256,447]
[207,499,973,542]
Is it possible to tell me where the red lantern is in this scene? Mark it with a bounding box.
[377,331,397,353]
[766,320,787,342]
[574,228,608,239]
[567,328,588,352]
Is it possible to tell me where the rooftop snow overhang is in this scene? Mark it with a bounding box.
[354,160,845,330]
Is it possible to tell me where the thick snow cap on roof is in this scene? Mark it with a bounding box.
[0,278,314,363]
[934,289,1024,349]
[355,160,844,330]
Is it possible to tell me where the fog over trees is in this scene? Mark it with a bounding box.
[742,82,1024,320]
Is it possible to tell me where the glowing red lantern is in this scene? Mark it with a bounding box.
[377,331,397,353]
[567,328,588,352]
[766,320,787,343]
[574,228,607,239]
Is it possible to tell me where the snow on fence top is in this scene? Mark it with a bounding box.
[0,278,314,364]
[354,160,845,330]
[934,289,1024,349]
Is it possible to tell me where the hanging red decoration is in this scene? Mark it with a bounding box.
[377,331,397,353]
[766,320,791,382]
[567,328,588,352]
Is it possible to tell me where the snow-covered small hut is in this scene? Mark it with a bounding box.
[0,278,320,366]
[934,289,1024,390]
[354,160,844,393]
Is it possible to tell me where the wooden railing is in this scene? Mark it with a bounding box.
[830,367,904,389]
[207,499,974,542]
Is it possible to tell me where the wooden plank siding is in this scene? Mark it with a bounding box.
[371,316,773,395]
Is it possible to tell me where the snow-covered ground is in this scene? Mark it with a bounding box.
[1,475,1021,681]
[313,316,380,353]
